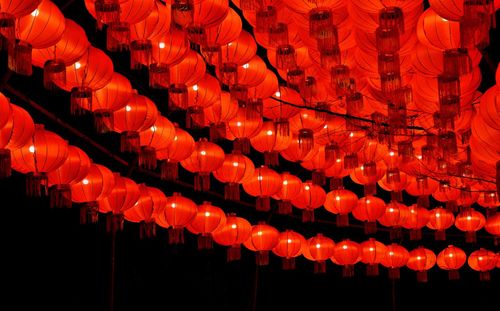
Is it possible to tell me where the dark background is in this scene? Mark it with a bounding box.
[2,1,499,311]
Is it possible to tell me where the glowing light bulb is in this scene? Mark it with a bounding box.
[150,126,157,132]
[478,257,483,261]
[389,251,394,256]
[449,253,454,258]
[192,84,199,91]
[342,244,348,249]
[125,105,132,112]
[28,145,35,153]
[304,185,310,191]
[232,162,239,167]
[82,179,89,185]
[369,247,374,252]
[200,150,206,156]
[274,91,281,97]
[257,175,263,181]
[467,216,472,221]
[236,121,242,127]
[205,212,211,217]
[171,203,176,208]
[158,42,166,49]
[335,196,341,201]
[417,155,423,160]
[323,124,328,129]
[366,199,371,204]
[315,243,321,249]
[31,9,39,16]
[74,62,82,70]
[242,63,249,69]
[287,239,292,243]
[441,17,448,22]
[349,132,354,138]
[231,224,237,229]
[417,256,422,260]
[389,208,394,213]
[257,231,263,236]
[174,136,178,141]
[283,180,288,185]
[266,130,273,136]
[336,158,341,163]
[389,151,395,157]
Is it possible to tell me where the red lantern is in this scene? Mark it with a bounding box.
[432,182,461,212]
[243,222,279,266]
[71,164,115,224]
[280,135,319,163]
[202,8,241,63]
[213,214,252,261]
[227,105,263,154]
[378,201,410,240]
[47,146,91,208]
[263,87,301,136]
[250,121,292,166]
[455,208,486,243]
[168,50,206,109]
[301,144,338,185]
[156,126,195,180]
[437,245,467,280]
[303,234,335,273]
[407,247,436,282]
[360,238,387,276]
[213,152,255,201]
[161,192,197,244]
[381,243,409,280]
[324,189,358,227]
[427,207,455,240]
[352,196,386,234]
[485,213,500,245]
[242,166,282,211]
[123,186,166,239]
[333,240,360,277]
[180,139,225,191]
[350,162,387,196]
[272,230,305,270]
[402,204,430,240]
[291,181,326,222]
[11,124,68,197]
[477,191,499,216]
[187,201,226,250]
[272,172,302,215]
[203,92,239,141]
[138,116,175,169]
[468,248,497,281]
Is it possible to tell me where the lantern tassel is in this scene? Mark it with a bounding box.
[194,172,210,191]
[344,153,358,170]
[233,138,251,154]
[445,200,458,212]
[138,146,157,170]
[448,270,460,280]
[43,60,66,90]
[298,129,314,156]
[302,209,315,223]
[364,221,377,234]
[224,183,240,201]
[312,170,326,186]
[106,213,124,233]
[227,245,241,262]
[282,258,296,270]
[26,172,48,197]
[336,214,349,227]
[256,197,271,212]
[264,151,279,167]
[80,201,99,225]
[139,222,156,239]
[49,184,72,208]
[329,177,343,190]
[148,63,169,89]
[364,183,376,196]
[278,200,292,215]
[0,148,11,178]
[416,271,428,283]
[409,229,422,241]
[314,261,327,274]
[275,119,290,137]
[366,264,379,276]
[70,87,93,115]
[8,40,32,75]
[94,110,112,133]
[256,251,270,266]
[120,131,140,153]
[388,267,400,280]
[130,39,152,69]
[209,123,226,141]
[435,230,446,241]
[390,227,402,241]
[186,106,204,129]
[168,227,185,244]
[480,271,491,281]
[161,161,178,180]
[465,231,476,243]
[198,234,213,250]
[342,265,355,278]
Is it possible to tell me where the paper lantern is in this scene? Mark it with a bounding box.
[324,189,358,227]
[437,245,467,280]
[213,152,255,201]
[157,126,195,180]
[468,248,497,281]
[407,247,436,282]
[381,243,409,280]
[360,238,387,276]
[272,230,305,270]
[291,181,326,222]
[402,204,430,240]
[352,195,386,234]
[243,222,279,266]
[168,50,206,108]
[242,166,282,211]
[378,201,410,240]
[138,116,175,169]
[187,201,226,250]
[304,234,335,273]
[485,213,500,245]
[455,209,486,243]
[333,240,360,277]
[427,207,455,240]
[227,105,263,154]
[213,214,252,261]
[250,121,292,166]
[161,192,197,244]
[272,172,302,215]
[203,92,239,141]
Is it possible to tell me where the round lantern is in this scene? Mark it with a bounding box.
[360,238,387,276]
[427,207,455,240]
[333,240,360,277]
[187,201,226,250]
[203,92,239,141]
[161,192,197,244]
[250,121,292,167]
[378,201,410,240]
[180,138,225,191]
[381,243,410,280]
[437,245,467,280]
[324,189,358,227]
[11,124,68,197]
[243,222,279,266]
[301,144,338,186]
[138,116,175,169]
[213,152,255,201]
[272,172,302,215]
[168,50,206,108]
[402,204,430,240]
[304,234,335,273]
[157,126,195,180]
[455,208,486,243]
[407,247,436,282]
[485,213,500,245]
[291,181,326,222]
[227,104,263,154]
[468,248,497,281]
[352,196,386,234]
[213,214,252,261]
[272,230,305,270]
[242,166,282,211]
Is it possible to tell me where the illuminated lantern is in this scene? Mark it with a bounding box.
[427,207,455,240]
[180,139,225,191]
[234,56,267,87]
[250,121,292,166]
[378,169,409,202]
[217,31,257,84]
[324,188,358,227]
[272,230,305,270]
[272,172,302,215]
[291,181,326,222]
[71,164,115,224]
[123,186,166,239]
[243,222,279,266]
[187,201,226,250]
[47,146,91,208]
[381,243,409,280]
[455,209,486,243]
[227,105,263,154]
[262,87,301,137]
[172,0,229,33]
[304,234,335,273]
[378,201,410,240]
[138,116,175,169]
[324,157,349,190]
[32,19,89,90]
[280,135,319,163]
[201,8,242,64]
[98,175,140,233]
[352,196,386,234]
[289,109,326,158]
[90,73,132,133]
[350,162,386,196]
[301,144,338,185]
[485,213,500,245]
[203,92,239,141]
[437,245,467,280]
[402,204,430,240]
[242,166,282,212]
[11,0,65,75]
[11,124,68,197]
[149,29,190,89]
[405,176,439,208]
[213,152,255,201]
[0,104,35,178]
[157,126,195,180]
[477,191,499,216]
[432,181,461,212]
[248,69,279,100]
[168,50,206,109]
[0,93,8,130]
[333,240,360,277]
[55,47,114,115]
[417,8,461,50]
[468,248,497,281]
[407,247,436,282]
[357,137,389,180]
[161,192,197,244]
[360,238,387,276]
[213,213,252,261]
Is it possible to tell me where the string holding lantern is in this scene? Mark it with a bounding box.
[243,222,279,266]
[332,240,361,277]
[303,234,335,273]
[437,245,467,280]
[160,192,197,244]
[187,201,226,250]
[360,238,387,276]
[156,126,195,180]
[213,213,252,261]
[324,188,358,227]
[242,166,282,212]
[407,247,436,283]
[213,152,255,201]
[291,181,326,222]
[272,230,305,270]
[272,172,302,215]
[468,248,497,281]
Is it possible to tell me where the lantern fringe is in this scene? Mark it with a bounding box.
[130,39,152,70]
[416,271,428,283]
[194,172,210,191]
[8,40,32,75]
[314,261,327,274]
[197,234,213,250]
[312,170,326,186]
[298,129,314,156]
[409,229,422,241]
[329,177,343,190]
[417,195,429,208]
[161,161,178,180]
[435,230,446,241]
[209,123,226,141]
[120,131,140,153]
[0,148,11,178]
[233,138,251,154]
[275,119,290,137]
[485,208,496,218]
[480,271,491,281]
[446,200,458,212]
[264,151,279,167]
[302,209,315,223]
[342,265,355,278]
[26,172,48,197]
[138,146,157,170]
[70,87,92,115]
[366,264,379,277]
[139,222,156,239]
[363,161,377,178]
[278,201,292,215]
[344,153,358,170]
[448,270,460,281]
[106,213,124,233]
[43,59,66,91]
[186,106,204,129]
[169,84,188,111]
[282,258,296,270]
[94,110,112,133]
[465,231,476,243]
[149,63,169,89]
[364,221,377,234]
[49,184,72,208]
[168,227,185,245]
[388,268,400,280]
[80,201,99,225]
[106,21,130,52]
[390,227,402,241]
[224,183,240,201]
[0,13,15,51]
[390,191,403,202]
[227,245,241,262]
[256,197,271,212]
[336,214,349,227]
[364,184,376,196]
[94,0,120,30]
[256,251,270,266]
